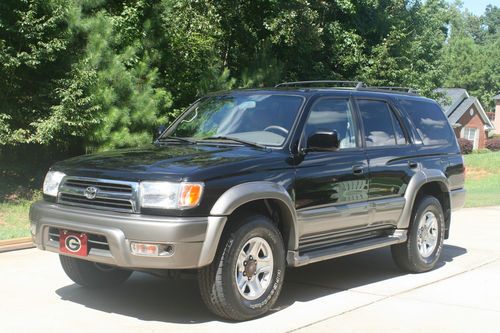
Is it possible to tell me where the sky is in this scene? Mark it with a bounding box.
[450,0,500,15]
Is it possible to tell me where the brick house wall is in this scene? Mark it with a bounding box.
[453,104,487,149]
[495,100,500,135]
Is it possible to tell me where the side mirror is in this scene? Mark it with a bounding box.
[306,131,339,152]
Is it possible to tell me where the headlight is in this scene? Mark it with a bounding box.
[139,181,204,209]
[43,171,66,197]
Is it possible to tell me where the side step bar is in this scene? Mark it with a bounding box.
[287,229,407,267]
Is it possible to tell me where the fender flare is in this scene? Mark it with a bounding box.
[209,181,298,249]
[397,169,450,229]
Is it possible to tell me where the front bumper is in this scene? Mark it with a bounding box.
[29,200,227,269]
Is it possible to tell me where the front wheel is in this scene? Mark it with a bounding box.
[198,215,285,321]
[59,255,132,288]
[391,195,445,273]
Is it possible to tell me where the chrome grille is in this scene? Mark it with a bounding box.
[58,177,139,213]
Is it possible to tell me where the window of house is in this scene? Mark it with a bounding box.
[463,127,477,141]
[357,99,407,147]
[462,127,479,150]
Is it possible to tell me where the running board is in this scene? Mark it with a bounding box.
[287,229,407,267]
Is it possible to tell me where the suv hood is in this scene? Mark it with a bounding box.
[53,144,275,182]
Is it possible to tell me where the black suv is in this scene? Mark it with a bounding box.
[30,81,466,320]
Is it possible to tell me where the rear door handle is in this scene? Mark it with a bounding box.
[408,161,418,169]
[352,165,364,175]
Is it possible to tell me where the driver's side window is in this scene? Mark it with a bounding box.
[304,98,357,149]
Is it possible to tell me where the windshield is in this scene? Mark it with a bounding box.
[163,93,304,146]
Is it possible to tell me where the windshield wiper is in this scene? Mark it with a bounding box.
[157,136,195,144]
[200,136,266,149]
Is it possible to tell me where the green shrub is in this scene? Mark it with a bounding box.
[457,138,473,154]
[486,138,500,151]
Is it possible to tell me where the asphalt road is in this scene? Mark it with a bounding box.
[1,206,500,333]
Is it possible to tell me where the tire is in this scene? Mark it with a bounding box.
[391,195,445,273]
[59,255,132,288]
[198,214,286,321]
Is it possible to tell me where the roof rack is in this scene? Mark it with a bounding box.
[275,80,365,89]
[274,80,419,95]
[363,86,419,94]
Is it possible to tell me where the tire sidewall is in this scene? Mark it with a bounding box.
[409,197,445,270]
[221,216,285,318]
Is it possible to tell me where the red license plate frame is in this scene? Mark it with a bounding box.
[59,230,88,257]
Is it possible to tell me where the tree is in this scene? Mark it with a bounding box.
[359,0,450,96]
[0,0,175,150]
[442,3,500,110]
[53,1,173,151]
[2,0,483,151]
[0,0,74,145]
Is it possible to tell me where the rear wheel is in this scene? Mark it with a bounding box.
[198,214,285,321]
[59,255,132,288]
[391,195,445,273]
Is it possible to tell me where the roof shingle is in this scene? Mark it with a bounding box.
[434,88,469,115]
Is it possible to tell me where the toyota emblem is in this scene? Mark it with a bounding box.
[84,186,98,199]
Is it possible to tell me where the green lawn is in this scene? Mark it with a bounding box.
[0,151,499,241]
[463,151,500,208]
[0,200,32,240]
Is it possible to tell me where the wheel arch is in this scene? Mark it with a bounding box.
[398,170,451,235]
[210,182,298,250]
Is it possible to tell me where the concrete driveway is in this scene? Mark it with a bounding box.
[1,206,500,333]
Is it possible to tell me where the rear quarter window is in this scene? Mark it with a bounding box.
[399,99,455,146]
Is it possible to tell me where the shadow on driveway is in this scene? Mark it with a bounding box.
[55,244,467,324]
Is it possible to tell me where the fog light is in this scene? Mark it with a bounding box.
[131,242,160,256]
[130,242,175,256]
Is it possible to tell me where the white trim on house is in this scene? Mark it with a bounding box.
[461,127,479,150]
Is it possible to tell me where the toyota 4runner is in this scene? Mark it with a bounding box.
[30,81,466,320]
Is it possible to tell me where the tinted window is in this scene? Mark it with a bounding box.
[358,100,401,147]
[400,99,454,145]
[304,99,357,149]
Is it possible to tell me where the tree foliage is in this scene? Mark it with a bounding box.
[0,0,73,145]
[442,3,500,110]
[0,0,497,152]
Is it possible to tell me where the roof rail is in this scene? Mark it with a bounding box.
[275,80,365,89]
[362,86,419,94]
[274,80,419,95]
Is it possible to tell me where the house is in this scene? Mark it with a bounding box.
[493,94,500,135]
[435,88,495,150]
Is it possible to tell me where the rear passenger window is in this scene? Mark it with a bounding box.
[358,100,407,147]
[399,99,454,146]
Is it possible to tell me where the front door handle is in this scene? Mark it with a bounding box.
[408,161,418,169]
[352,165,364,175]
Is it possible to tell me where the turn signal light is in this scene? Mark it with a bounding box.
[179,183,204,208]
